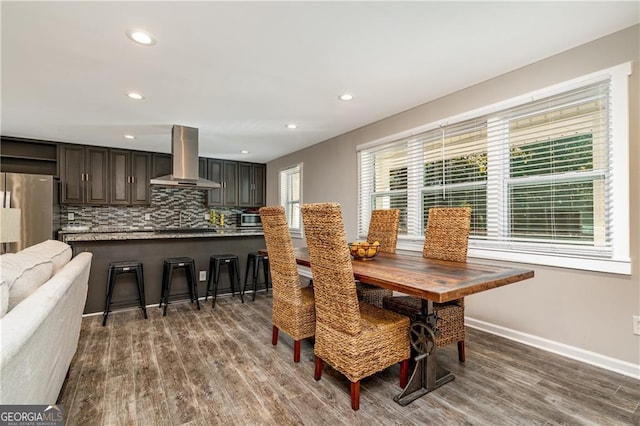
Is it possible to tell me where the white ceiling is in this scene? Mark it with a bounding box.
[2,1,638,163]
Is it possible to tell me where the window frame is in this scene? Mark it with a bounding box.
[278,162,303,238]
[357,63,631,275]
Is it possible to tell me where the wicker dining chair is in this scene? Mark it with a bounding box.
[301,202,410,411]
[259,206,315,363]
[382,206,471,362]
[355,209,399,307]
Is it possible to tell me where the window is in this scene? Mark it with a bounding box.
[358,63,631,274]
[279,163,302,234]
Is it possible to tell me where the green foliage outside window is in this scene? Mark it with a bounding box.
[509,134,596,240]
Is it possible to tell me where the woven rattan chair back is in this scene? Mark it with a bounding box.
[301,203,362,336]
[367,209,400,254]
[260,206,315,363]
[423,207,471,263]
[259,206,303,305]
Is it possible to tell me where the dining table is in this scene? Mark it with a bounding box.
[292,247,535,406]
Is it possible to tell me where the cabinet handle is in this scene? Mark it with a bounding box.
[131,176,135,184]
[85,173,89,181]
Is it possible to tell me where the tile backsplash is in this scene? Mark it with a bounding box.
[61,187,242,230]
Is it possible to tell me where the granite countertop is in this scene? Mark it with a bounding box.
[59,227,264,243]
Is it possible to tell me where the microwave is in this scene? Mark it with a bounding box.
[238,213,262,227]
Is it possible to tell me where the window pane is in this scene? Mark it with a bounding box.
[511,135,594,178]
[286,201,301,230]
[509,180,598,241]
[279,164,302,231]
[423,186,487,236]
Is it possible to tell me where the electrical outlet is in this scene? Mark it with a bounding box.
[199,270,207,281]
[633,315,640,336]
[144,213,151,221]
[204,213,210,220]
[67,212,74,221]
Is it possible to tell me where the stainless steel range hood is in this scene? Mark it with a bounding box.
[150,125,220,189]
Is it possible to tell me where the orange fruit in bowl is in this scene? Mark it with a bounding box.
[366,247,377,257]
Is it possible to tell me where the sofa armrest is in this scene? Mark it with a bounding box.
[0,252,92,404]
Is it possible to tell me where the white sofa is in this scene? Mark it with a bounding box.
[0,240,92,404]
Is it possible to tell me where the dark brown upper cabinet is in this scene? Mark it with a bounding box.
[206,159,238,206]
[239,162,265,207]
[60,144,109,204]
[110,150,151,205]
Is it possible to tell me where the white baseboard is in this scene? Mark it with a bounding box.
[465,317,640,380]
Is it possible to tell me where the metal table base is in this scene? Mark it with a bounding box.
[394,299,455,406]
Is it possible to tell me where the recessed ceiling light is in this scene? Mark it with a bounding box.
[127,92,144,100]
[124,134,135,139]
[286,123,297,129]
[241,150,249,154]
[339,93,353,101]
[126,30,156,46]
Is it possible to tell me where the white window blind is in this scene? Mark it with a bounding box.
[358,63,631,274]
[279,163,302,233]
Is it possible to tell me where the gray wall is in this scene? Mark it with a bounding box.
[266,25,640,371]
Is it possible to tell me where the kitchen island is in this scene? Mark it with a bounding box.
[61,228,267,314]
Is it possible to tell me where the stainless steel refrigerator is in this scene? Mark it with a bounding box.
[1,173,58,253]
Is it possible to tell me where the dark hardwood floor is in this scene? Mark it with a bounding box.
[58,293,640,425]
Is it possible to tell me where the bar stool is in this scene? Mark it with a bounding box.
[242,251,271,301]
[102,260,147,326]
[160,257,200,316]
[206,254,243,308]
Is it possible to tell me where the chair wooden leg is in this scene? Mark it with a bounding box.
[458,340,466,362]
[272,326,279,346]
[293,340,301,363]
[314,356,323,380]
[350,381,360,411]
[399,359,409,388]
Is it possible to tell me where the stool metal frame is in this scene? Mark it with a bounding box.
[160,257,200,316]
[103,261,147,326]
[242,251,271,301]
[206,254,244,308]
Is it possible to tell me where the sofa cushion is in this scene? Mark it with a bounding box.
[20,240,72,273]
[0,253,53,312]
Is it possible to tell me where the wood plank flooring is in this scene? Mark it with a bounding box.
[58,293,640,425]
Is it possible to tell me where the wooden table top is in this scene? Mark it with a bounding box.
[294,247,534,303]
